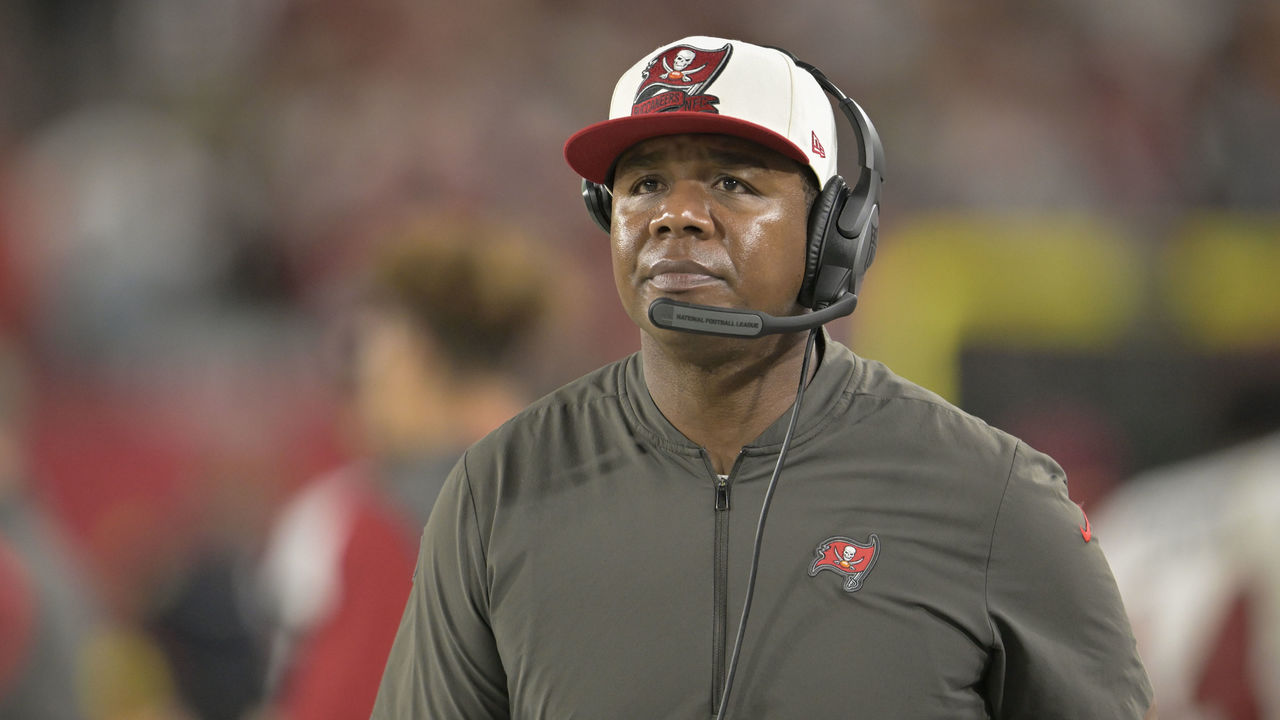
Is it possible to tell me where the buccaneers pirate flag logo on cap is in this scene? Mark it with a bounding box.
[809,534,880,593]
[632,43,732,115]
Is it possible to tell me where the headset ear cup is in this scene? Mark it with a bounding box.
[857,205,879,275]
[838,170,881,297]
[581,180,612,233]
[800,177,848,309]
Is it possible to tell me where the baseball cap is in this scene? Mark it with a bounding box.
[564,36,839,187]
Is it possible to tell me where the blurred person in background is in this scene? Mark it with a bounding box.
[0,340,100,720]
[1096,384,1280,720]
[1190,0,1280,208]
[256,210,558,720]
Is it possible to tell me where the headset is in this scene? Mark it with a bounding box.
[580,50,885,719]
[580,49,885,336]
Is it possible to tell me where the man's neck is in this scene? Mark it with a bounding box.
[640,332,818,475]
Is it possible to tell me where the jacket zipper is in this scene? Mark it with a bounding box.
[712,474,730,715]
[710,453,742,716]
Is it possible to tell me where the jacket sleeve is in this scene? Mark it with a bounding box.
[983,442,1153,719]
[371,452,510,718]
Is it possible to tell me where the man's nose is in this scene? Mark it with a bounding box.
[649,180,714,238]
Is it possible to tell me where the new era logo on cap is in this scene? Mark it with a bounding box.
[811,130,826,158]
[564,36,839,187]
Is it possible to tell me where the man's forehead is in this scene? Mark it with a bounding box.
[613,134,801,175]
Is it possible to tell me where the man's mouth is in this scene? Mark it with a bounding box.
[646,259,722,292]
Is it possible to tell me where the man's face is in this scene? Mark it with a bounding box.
[609,134,811,339]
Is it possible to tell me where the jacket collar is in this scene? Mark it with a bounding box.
[621,330,863,456]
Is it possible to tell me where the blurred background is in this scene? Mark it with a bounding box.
[1,0,1277,718]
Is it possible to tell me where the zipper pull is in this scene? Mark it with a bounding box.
[715,478,730,511]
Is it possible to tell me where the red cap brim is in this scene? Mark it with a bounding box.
[564,112,810,185]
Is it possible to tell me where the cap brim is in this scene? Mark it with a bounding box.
[564,112,810,185]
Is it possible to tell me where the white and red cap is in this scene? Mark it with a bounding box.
[564,36,839,187]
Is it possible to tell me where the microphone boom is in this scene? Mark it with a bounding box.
[648,294,858,338]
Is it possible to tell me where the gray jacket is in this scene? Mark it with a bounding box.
[373,338,1152,718]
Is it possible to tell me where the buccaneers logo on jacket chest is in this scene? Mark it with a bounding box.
[809,534,880,593]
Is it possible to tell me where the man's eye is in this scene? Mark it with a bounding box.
[716,177,746,193]
[631,178,662,194]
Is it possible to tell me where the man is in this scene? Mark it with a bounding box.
[373,36,1154,718]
